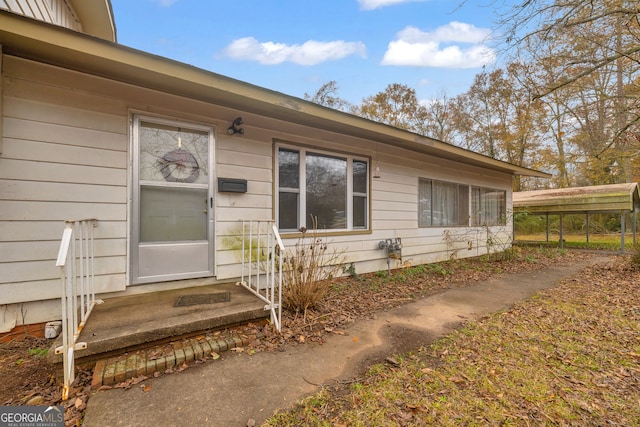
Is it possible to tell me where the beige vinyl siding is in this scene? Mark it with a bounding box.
[46,0,81,30]
[0,0,82,31]
[0,53,515,327]
[364,144,512,266]
[260,132,512,276]
[215,135,274,279]
[0,55,128,313]
[264,131,513,276]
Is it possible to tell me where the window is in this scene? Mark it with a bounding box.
[277,146,369,231]
[471,187,506,226]
[138,121,210,242]
[419,179,469,227]
[418,179,507,228]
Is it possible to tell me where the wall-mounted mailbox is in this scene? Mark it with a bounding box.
[218,178,247,193]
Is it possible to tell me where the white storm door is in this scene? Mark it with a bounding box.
[131,116,214,284]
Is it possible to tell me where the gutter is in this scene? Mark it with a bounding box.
[0,10,550,178]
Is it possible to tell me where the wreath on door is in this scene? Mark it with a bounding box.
[157,148,200,183]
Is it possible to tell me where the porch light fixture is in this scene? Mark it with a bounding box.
[227,117,244,135]
[373,165,381,179]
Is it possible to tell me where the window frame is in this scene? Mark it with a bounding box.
[419,179,507,228]
[418,178,470,227]
[275,143,370,233]
[471,186,507,226]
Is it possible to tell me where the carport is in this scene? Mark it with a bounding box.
[513,183,640,252]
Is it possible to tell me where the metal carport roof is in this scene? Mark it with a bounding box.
[513,183,640,251]
[513,183,640,215]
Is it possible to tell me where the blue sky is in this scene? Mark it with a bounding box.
[110,0,512,106]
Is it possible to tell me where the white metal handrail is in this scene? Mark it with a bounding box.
[239,220,283,332]
[54,219,102,400]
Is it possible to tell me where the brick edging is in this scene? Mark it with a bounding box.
[91,335,250,389]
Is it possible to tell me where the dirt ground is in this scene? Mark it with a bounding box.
[0,248,605,426]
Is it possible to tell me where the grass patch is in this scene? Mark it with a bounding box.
[266,256,640,426]
[516,233,635,250]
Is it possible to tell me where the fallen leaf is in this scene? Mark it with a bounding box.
[142,385,152,392]
[211,352,220,360]
[352,337,359,343]
[130,376,147,385]
[26,396,43,406]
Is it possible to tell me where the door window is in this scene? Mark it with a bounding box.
[139,122,209,184]
[138,121,210,242]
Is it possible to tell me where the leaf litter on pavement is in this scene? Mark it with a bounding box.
[266,253,640,426]
[2,247,635,426]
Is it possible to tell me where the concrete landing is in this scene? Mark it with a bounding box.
[49,282,268,366]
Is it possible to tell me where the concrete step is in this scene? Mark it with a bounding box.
[49,282,269,367]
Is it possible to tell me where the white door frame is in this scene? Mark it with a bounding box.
[130,114,215,285]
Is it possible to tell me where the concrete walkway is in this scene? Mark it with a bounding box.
[83,255,610,426]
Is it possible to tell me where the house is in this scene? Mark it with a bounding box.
[0,0,548,333]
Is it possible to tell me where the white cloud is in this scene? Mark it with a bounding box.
[382,22,496,68]
[223,37,367,66]
[399,22,490,44]
[357,0,424,10]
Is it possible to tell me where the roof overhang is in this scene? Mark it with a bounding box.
[513,183,640,214]
[68,0,116,42]
[0,10,549,178]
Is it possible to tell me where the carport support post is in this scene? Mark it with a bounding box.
[545,214,549,242]
[621,211,625,253]
[586,213,590,243]
[559,214,564,249]
[633,210,637,246]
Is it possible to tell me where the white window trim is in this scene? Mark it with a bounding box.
[276,143,369,232]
